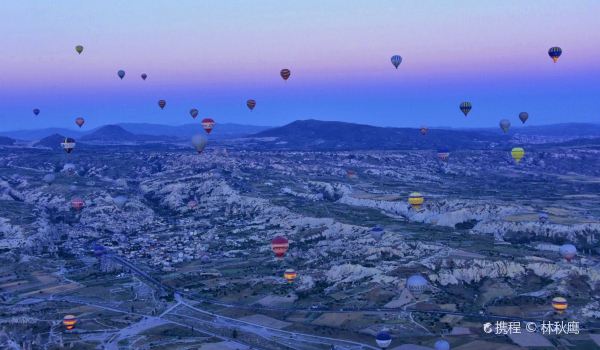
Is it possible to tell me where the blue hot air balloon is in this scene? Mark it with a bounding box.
[390,55,402,69]
[33,108,40,116]
[459,102,472,116]
[548,47,562,63]
[376,331,392,349]
[117,70,126,79]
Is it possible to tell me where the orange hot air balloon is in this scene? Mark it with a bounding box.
[246,99,256,111]
[284,269,297,283]
[75,117,85,128]
[271,236,289,259]
[408,192,424,210]
[63,315,77,330]
[552,297,568,314]
[71,197,85,211]
[280,69,291,81]
[201,118,215,134]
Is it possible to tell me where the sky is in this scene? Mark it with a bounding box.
[0,0,599,131]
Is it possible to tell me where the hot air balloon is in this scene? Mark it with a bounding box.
[201,255,211,264]
[191,134,208,154]
[539,213,549,224]
[499,119,511,133]
[247,99,256,111]
[552,297,568,313]
[437,148,450,162]
[280,68,291,81]
[420,127,428,136]
[370,226,385,241]
[190,108,199,119]
[117,70,125,79]
[548,47,562,63]
[346,170,357,179]
[33,108,40,116]
[43,173,56,185]
[141,73,147,80]
[406,274,428,296]
[71,197,85,211]
[75,45,83,55]
[61,138,76,154]
[559,244,576,262]
[511,147,525,164]
[390,55,402,69]
[375,331,392,349]
[63,163,76,176]
[271,236,289,259]
[408,192,424,210]
[158,100,166,109]
[113,195,128,209]
[519,112,529,124]
[201,118,215,134]
[63,315,77,330]
[75,117,85,128]
[434,339,450,350]
[188,200,198,209]
[459,102,472,116]
[284,269,297,283]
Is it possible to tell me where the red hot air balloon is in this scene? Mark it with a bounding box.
[71,197,85,211]
[246,99,256,111]
[201,118,215,134]
[271,236,289,259]
[75,117,85,128]
[280,69,291,81]
[158,100,166,109]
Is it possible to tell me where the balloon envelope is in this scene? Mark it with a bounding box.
[406,274,428,295]
[75,117,85,128]
[191,134,208,153]
[75,45,83,54]
[375,331,392,349]
[247,99,256,110]
[280,68,291,80]
[552,296,568,313]
[201,118,215,134]
[43,173,56,185]
[391,55,402,69]
[434,339,450,350]
[117,70,125,79]
[519,112,529,124]
[271,236,289,259]
[190,108,199,119]
[511,147,525,163]
[158,100,166,109]
[284,269,297,283]
[408,192,424,210]
[61,138,76,154]
[459,102,472,116]
[113,195,128,209]
[141,73,147,80]
[63,315,77,330]
[499,119,511,133]
[559,244,576,262]
[33,108,40,116]
[548,47,562,63]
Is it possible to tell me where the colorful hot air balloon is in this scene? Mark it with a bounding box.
[375,331,392,349]
[499,119,511,133]
[346,170,357,179]
[75,117,85,128]
[408,192,424,210]
[519,112,529,124]
[284,269,297,283]
[246,99,256,111]
[63,315,77,330]
[191,134,208,154]
[201,118,215,134]
[420,126,428,136]
[71,197,85,211]
[75,45,83,55]
[370,226,384,241]
[459,102,472,116]
[43,173,56,185]
[552,297,568,313]
[406,274,428,296]
[61,138,76,154]
[117,70,125,79]
[190,108,199,119]
[548,47,562,63]
[141,73,147,80]
[437,148,450,162]
[271,236,289,259]
[390,55,402,69]
[280,68,291,81]
[511,147,525,163]
[112,195,128,209]
[158,100,166,109]
[559,244,576,262]
[33,108,40,116]
[434,339,450,350]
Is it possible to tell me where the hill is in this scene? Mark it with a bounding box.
[0,128,85,141]
[117,122,270,139]
[249,120,504,150]
[80,125,164,143]
[33,133,69,150]
[0,136,15,146]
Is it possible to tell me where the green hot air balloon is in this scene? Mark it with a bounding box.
[75,45,84,54]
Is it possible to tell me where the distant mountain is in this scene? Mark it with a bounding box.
[34,133,69,150]
[117,122,270,139]
[513,123,600,137]
[80,125,164,142]
[0,128,85,141]
[248,119,504,150]
[0,136,15,146]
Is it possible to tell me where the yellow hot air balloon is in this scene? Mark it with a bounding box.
[408,192,424,210]
[511,147,525,163]
[552,297,568,314]
[63,315,77,330]
[284,269,297,283]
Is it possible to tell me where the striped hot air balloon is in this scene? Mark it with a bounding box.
[284,269,297,283]
[63,315,77,330]
[390,55,402,69]
[280,68,291,81]
[552,297,568,313]
[408,192,424,210]
[459,102,472,116]
[75,117,85,128]
[548,47,562,63]
[158,99,166,109]
[61,138,76,154]
[271,236,289,259]
[201,118,215,134]
[71,197,85,211]
[437,147,450,162]
[375,331,392,349]
[246,99,256,111]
